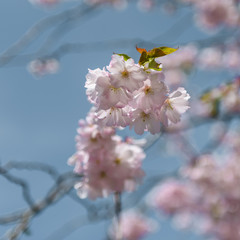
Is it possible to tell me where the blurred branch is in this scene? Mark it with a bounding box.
[35,4,100,57]
[0,166,35,208]
[5,28,239,69]
[0,3,96,67]
[0,171,81,240]
[3,161,59,180]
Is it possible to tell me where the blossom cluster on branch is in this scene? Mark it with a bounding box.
[85,48,190,135]
[68,109,146,200]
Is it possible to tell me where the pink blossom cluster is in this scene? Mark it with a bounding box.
[68,109,145,200]
[110,210,157,240]
[27,58,59,77]
[148,141,240,240]
[85,54,190,135]
[180,0,240,31]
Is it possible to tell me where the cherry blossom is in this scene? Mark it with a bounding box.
[85,51,190,135]
[158,87,190,127]
[68,109,145,200]
[107,55,146,92]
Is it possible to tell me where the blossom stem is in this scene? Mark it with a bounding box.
[114,192,122,240]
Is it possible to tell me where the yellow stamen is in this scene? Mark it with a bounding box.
[121,70,129,78]
[166,99,173,110]
[100,171,106,178]
[141,112,150,122]
[114,158,121,165]
[144,85,154,95]
[110,86,120,93]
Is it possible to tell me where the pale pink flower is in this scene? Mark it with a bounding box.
[110,143,145,192]
[107,55,146,92]
[131,77,168,111]
[68,151,88,173]
[96,107,130,127]
[85,68,109,104]
[130,109,160,135]
[158,87,190,127]
[95,72,132,110]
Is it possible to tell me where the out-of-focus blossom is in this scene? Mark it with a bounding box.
[195,0,239,30]
[156,44,198,87]
[28,0,61,7]
[68,109,145,200]
[222,47,240,70]
[148,179,194,214]
[137,0,155,11]
[198,47,223,69]
[110,210,157,240]
[148,133,240,240]
[179,0,240,31]
[27,58,59,77]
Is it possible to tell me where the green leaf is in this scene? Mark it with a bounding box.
[137,46,178,66]
[115,53,131,61]
[148,59,162,71]
[139,51,148,66]
[149,46,178,57]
